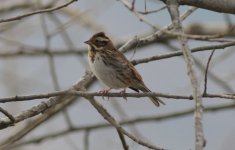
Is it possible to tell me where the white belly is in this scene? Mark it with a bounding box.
[88,54,126,89]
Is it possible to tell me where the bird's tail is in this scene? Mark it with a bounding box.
[139,86,165,107]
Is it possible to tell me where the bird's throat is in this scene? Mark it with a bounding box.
[88,45,96,63]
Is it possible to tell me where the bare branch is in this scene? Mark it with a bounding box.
[166,0,204,149]
[120,1,222,41]
[116,129,129,150]
[178,0,235,14]
[0,1,54,14]
[84,130,90,150]
[138,6,167,15]
[0,107,15,124]
[1,90,235,105]
[1,0,234,149]
[132,41,235,65]
[0,71,94,130]
[9,103,235,149]
[203,50,216,95]
[85,96,164,150]
[0,0,77,23]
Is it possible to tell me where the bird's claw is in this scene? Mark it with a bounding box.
[99,88,112,100]
[120,89,127,101]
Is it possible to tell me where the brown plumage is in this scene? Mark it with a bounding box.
[85,32,165,106]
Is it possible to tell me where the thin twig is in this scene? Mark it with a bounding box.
[0,0,77,23]
[120,0,221,40]
[0,71,94,130]
[116,129,129,150]
[40,12,74,129]
[131,0,135,10]
[85,96,164,150]
[165,42,234,96]
[40,14,60,90]
[132,41,235,65]
[84,130,89,150]
[203,50,216,95]
[0,36,234,60]
[0,107,15,124]
[1,90,235,104]
[0,96,78,150]
[0,1,55,15]
[0,72,95,149]
[8,103,235,149]
[109,95,148,142]
[138,6,167,15]
[144,0,147,12]
[141,6,197,43]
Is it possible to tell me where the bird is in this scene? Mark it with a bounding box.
[84,32,165,107]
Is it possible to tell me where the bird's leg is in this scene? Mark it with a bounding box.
[120,88,127,100]
[99,87,112,100]
[99,87,112,94]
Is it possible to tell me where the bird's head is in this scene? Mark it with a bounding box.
[84,32,111,49]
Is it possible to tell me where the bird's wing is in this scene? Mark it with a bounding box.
[110,50,144,86]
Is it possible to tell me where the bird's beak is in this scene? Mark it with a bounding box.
[84,40,91,45]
